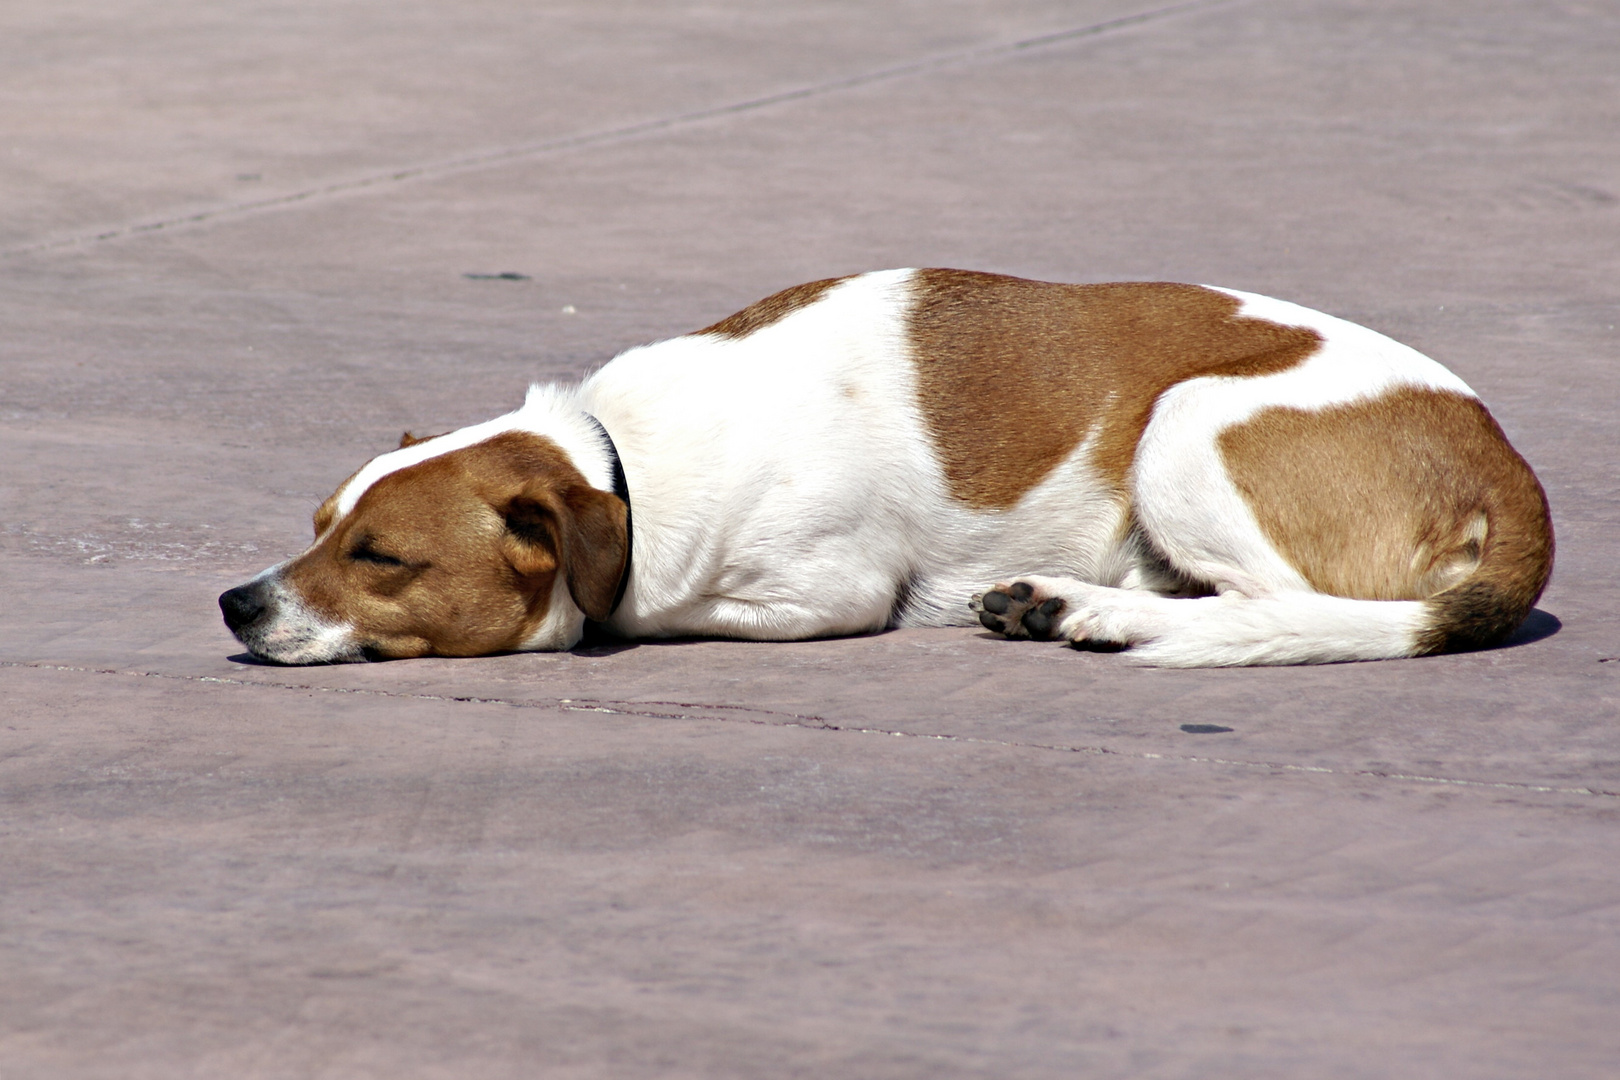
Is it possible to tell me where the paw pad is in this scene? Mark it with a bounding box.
[971,582,1064,640]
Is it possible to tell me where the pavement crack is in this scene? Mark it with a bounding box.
[2,0,1231,259]
[5,658,1614,800]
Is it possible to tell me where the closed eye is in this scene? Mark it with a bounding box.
[350,541,406,567]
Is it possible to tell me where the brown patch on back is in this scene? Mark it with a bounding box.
[908,269,1322,509]
[1219,388,1553,651]
[286,431,628,658]
[699,276,852,339]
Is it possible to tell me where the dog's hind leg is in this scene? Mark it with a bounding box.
[969,476,1438,664]
[976,375,1552,665]
[974,574,1429,665]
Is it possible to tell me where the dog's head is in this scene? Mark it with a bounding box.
[220,427,628,663]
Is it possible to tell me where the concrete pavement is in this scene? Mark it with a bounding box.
[3,1,1618,1076]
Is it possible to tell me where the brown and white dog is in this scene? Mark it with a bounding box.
[219,269,1552,666]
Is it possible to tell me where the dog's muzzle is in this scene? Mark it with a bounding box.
[217,573,362,663]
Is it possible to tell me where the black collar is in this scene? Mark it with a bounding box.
[583,413,633,618]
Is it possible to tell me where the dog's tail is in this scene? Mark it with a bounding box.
[1411,451,1554,655]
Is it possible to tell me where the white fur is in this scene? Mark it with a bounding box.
[576,270,1131,642]
[1008,575,1429,667]
[519,571,588,652]
[580,269,932,639]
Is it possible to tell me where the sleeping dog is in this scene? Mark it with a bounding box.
[219,269,1552,666]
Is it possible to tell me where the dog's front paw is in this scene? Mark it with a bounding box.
[970,581,1067,640]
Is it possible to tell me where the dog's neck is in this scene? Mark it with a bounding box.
[580,411,633,619]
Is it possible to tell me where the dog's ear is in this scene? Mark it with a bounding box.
[502,482,628,621]
[398,430,444,449]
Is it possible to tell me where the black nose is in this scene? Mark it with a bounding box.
[219,584,267,633]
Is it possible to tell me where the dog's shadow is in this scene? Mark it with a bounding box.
[228,609,1561,666]
[227,638,664,665]
[972,606,1562,656]
[1502,607,1560,648]
[570,641,643,658]
[228,652,285,666]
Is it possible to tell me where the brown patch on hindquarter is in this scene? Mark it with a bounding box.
[286,432,628,658]
[1219,389,1553,649]
[699,276,852,339]
[908,270,1322,509]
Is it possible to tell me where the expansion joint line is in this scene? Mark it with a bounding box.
[2,0,1231,259]
[4,659,1614,800]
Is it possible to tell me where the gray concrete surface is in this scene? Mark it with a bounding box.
[3,0,1618,1076]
